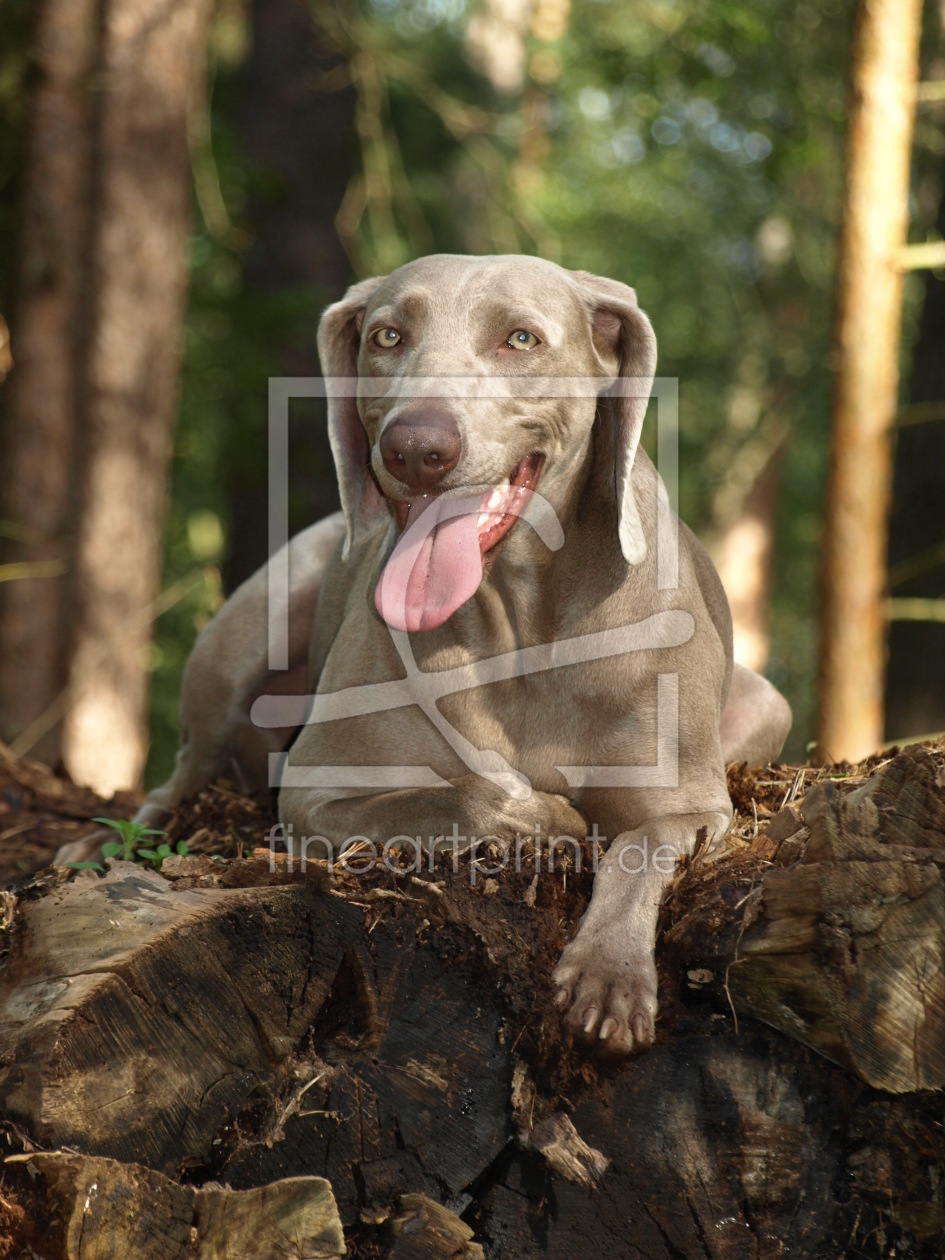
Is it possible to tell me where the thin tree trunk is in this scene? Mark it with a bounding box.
[60,0,213,794]
[816,0,922,763]
[0,0,98,763]
[709,435,785,673]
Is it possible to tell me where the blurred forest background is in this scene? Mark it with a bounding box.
[0,0,943,795]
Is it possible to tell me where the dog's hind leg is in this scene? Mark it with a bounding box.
[53,512,346,863]
[719,662,792,768]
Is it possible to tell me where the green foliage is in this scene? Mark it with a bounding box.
[66,817,188,874]
[146,0,943,777]
[298,0,859,757]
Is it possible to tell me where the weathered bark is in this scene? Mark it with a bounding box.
[0,0,97,762]
[391,1196,485,1259]
[1,746,944,1256]
[0,861,358,1172]
[817,0,923,762]
[665,744,945,1093]
[0,0,212,789]
[58,0,213,795]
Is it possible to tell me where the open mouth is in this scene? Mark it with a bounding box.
[390,452,544,555]
[375,453,545,633]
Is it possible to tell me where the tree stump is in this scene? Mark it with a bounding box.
[1,743,943,1257]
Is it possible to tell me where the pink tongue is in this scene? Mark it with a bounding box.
[375,495,485,632]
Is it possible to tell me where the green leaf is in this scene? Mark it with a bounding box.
[175,840,189,856]
[101,842,124,859]
[136,848,158,860]
[66,861,105,873]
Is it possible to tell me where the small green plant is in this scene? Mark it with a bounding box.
[94,816,165,863]
[135,840,188,873]
[66,817,188,874]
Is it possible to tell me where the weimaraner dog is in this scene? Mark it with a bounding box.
[59,254,791,1054]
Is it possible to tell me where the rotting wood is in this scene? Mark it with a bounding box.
[390,1194,484,1259]
[664,743,945,1092]
[6,1152,345,1260]
[0,744,944,1256]
[0,861,361,1172]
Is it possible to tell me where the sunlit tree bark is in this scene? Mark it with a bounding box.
[58,0,213,794]
[0,0,212,791]
[710,437,785,673]
[0,0,97,762]
[816,0,923,763]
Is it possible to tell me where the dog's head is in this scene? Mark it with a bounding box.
[318,254,657,630]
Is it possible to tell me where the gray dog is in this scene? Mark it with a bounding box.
[59,254,791,1054]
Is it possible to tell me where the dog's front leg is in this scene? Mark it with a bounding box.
[552,804,730,1054]
[279,775,589,858]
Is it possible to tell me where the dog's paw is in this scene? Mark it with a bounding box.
[52,829,109,867]
[552,934,658,1055]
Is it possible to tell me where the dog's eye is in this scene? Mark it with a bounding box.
[372,327,402,347]
[506,330,539,351]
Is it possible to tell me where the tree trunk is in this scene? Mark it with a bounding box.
[59,0,213,794]
[0,0,98,764]
[817,0,922,763]
[0,0,212,791]
[2,745,943,1256]
[709,434,785,672]
[221,0,355,594]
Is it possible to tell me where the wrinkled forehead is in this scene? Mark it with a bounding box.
[363,254,589,335]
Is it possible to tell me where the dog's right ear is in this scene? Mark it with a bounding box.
[317,275,389,558]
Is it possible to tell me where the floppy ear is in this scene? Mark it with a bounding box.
[317,275,389,558]
[571,271,658,565]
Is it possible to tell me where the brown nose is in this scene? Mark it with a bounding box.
[379,408,461,491]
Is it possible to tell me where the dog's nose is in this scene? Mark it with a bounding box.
[380,409,461,491]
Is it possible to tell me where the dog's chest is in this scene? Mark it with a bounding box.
[316,589,667,792]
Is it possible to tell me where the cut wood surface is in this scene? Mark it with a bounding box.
[6,1152,345,1259]
[0,741,943,1257]
[665,743,945,1092]
[0,861,362,1172]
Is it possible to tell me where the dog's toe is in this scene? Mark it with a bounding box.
[553,941,658,1055]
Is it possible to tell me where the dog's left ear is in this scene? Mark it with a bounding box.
[572,271,657,565]
[317,275,389,558]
